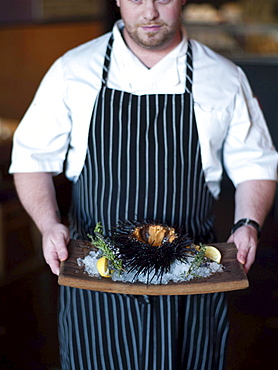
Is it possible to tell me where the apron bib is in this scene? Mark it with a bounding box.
[69,36,214,242]
[59,37,229,370]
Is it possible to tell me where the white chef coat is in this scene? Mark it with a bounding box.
[9,20,278,198]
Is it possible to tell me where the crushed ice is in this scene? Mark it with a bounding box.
[77,250,224,284]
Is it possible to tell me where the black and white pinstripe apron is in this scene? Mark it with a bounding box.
[59,37,229,370]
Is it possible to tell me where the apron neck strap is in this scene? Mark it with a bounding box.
[185,40,193,93]
[101,34,114,86]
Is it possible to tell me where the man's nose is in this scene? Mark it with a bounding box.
[142,1,159,21]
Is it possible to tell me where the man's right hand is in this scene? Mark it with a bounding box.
[13,172,71,276]
[42,223,70,275]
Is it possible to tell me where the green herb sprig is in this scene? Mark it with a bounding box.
[87,222,123,271]
[184,243,207,278]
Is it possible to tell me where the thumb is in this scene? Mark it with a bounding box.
[55,233,70,261]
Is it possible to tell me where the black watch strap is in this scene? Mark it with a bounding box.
[231,218,261,239]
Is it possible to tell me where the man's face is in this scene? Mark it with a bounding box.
[116,0,186,51]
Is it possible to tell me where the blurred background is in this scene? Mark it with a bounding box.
[0,0,277,369]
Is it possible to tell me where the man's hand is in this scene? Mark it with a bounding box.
[227,225,258,273]
[42,223,70,275]
[13,172,71,276]
[229,179,276,274]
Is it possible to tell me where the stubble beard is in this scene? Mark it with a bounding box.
[124,20,180,50]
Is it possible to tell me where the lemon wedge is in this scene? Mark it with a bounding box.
[204,246,221,263]
[195,245,221,263]
[96,257,113,278]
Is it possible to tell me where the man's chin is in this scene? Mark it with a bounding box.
[129,32,172,50]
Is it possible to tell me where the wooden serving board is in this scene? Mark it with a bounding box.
[58,240,249,295]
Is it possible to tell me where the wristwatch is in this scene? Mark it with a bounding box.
[230,218,261,239]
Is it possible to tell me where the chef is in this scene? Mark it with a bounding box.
[9,0,277,369]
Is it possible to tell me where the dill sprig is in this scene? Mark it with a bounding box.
[87,222,123,271]
[185,243,207,277]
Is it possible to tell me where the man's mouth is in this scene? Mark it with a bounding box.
[140,24,163,32]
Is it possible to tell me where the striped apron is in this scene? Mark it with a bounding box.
[59,37,229,370]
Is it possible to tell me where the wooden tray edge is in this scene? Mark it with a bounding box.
[58,274,249,295]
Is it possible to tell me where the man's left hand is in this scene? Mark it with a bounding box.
[227,225,258,273]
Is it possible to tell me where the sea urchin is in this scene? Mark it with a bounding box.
[110,221,195,283]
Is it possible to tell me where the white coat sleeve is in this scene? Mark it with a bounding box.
[9,58,71,175]
[223,67,278,186]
